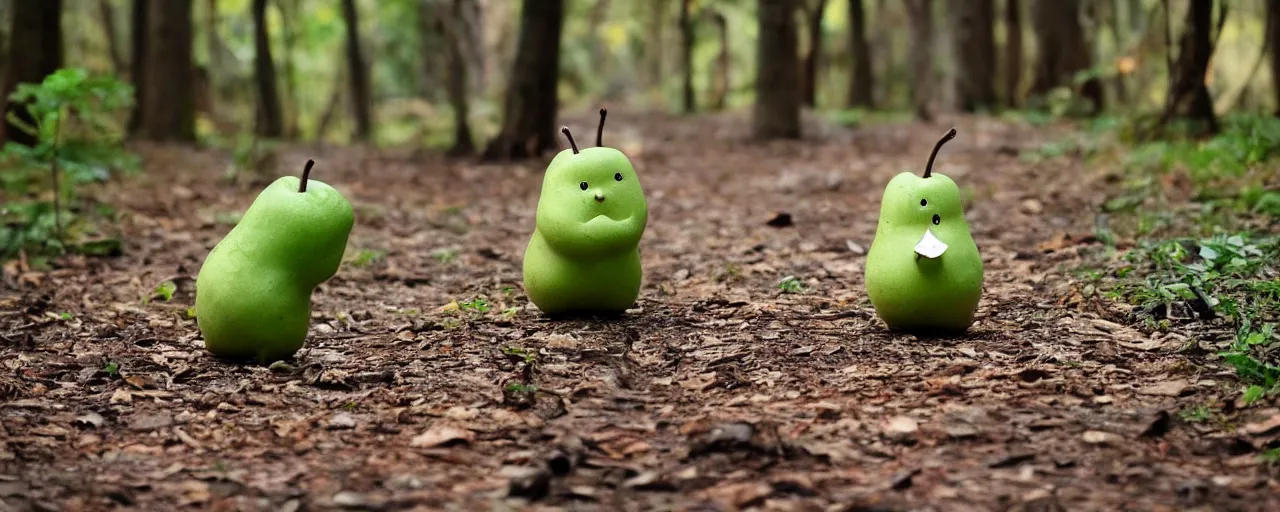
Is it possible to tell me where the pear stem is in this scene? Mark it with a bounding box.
[299,159,314,192]
[596,107,608,147]
[923,128,957,179]
[561,126,580,154]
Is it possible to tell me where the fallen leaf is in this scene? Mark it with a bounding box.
[1082,430,1122,445]
[129,412,173,432]
[1243,413,1280,436]
[883,415,918,442]
[1138,379,1190,397]
[410,424,474,448]
[73,412,105,428]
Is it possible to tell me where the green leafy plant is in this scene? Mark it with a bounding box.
[348,248,387,267]
[777,276,805,294]
[1,68,137,264]
[458,297,490,313]
[501,346,537,365]
[1178,405,1213,423]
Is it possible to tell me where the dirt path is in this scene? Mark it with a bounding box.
[3,112,1278,511]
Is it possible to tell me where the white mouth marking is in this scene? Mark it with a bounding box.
[914,228,948,259]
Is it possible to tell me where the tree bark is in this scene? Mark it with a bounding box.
[252,0,283,137]
[99,0,125,74]
[645,0,668,90]
[1003,0,1023,107]
[949,0,997,112]
[417,0,446,101]
[137,0,194,142]
[797,0,824,108]
[754,0,801,139]
[679,0,695,113]
[1029,0,1102,112]
[444,0,474,155]
[846,0,872,108]
[127,0,146,134]
[2,0,63,147]
[1268,0,1280,116]
[1162,0,1217,134]
[904,0,933,120]
[482,0,564,160]
[277,0,300,137]
[341,0,372,141]
[707,9,729,111]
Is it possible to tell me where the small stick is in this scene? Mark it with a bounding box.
[923,128,957,179]
[596,107,608,147]
[299,159,315,192]
[561,126,580,154]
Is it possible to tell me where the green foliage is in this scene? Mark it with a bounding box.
[777,275,804,294]
[151,280,178,302]
[102,361,120,376]
[458,297,490,313]
[1178,405,1212,423]
[501,346,537,366]
[0,68,137,264]
[348,248,387,267]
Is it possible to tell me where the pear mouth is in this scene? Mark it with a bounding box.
[594,194,606,203]
[914,228,948,259]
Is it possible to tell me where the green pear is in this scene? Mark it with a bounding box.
[865,128,983,333]
[195,160,354,363]
[523,108,648,314]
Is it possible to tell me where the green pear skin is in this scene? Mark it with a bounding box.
[865,130,983,333]
[523,115,648,314]
[195,163,354,363]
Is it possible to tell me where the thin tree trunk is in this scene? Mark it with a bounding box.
[949,0,997,112]
[905,0,933,120]
[1029,0,1102,113]
[1162,0,1217,134]
[252,0,283,137]
[1269,0,1280,116]
[588,0,610,68]
[277,0,300,138]
[127,0,146,134]
[417,0,446,101]
[444,0,474,155]
[799,0,826,108]
[482,0,564,160]
[1003,0,1023,107]
[847,0,872,108]
[754,0,801,139]
[137,0,194,142]
[2,0,63,147]
[99,0,125,74]
[707,9,729,111]
[646,0,668,91]
[679,0,695,113]
[341,0,372,141]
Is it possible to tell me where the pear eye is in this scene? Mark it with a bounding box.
[614,172,623,182]
[920,199,928,207]
[579,181,589,191]
[932,214,941,225]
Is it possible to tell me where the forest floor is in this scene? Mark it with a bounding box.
[2,111,1279,511]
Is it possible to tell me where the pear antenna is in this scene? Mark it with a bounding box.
[596,107,608,147]
[923,128,957,179]
[561,126,580,154]
[299,159,315,192]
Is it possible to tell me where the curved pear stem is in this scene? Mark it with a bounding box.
[299,159,315,192]
[923,128,957,179]
[561,126,580,154]
[596,107,608,147]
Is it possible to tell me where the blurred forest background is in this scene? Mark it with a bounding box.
[1,0,1276,157]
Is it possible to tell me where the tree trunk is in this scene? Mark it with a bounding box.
[444,0,474,155]
[2,0,63,147]
[798,0,826,108]
[645,0,668,91]
[127,0,146,134]
[949,0,997,112]
[341,0,372,141]
[482,0,564,160]
[417,0,446,101]
[846,0,872,108]
[1029,0,1102,112]
[252,0,283,137]
[137,0,194,142]
[1162,0,1216,134]
[904,0,933,120]
[1269,0,1280,116]
[278,0,300,137]
[707,9,729,111]
[679,0,695,113]
[754,0,801,139]
[99,0,125,74]
[1003,0,1023,107]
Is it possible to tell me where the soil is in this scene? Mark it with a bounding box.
[3,112,1279,511]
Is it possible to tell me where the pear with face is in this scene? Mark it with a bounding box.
[523,109,649,315]
[865,128,983,333]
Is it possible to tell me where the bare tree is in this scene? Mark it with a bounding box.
[799,0,827,107]
[1029,0,1102,112]
[754,0,801,139]
[136,0,194,142]
[277,0,301,137]
[845,0,872,108]
[706,8,730,111]
[1161,0,1218,134]
[127,0,147,134]
[1269,0,1280,116]
[252,0,283,137]
[645,0,669,90]
[2,0,63,147]
[679,0,695,113]
[949,0,997,112]
[443,0,475,155]
[1003,0,1023,107]
[341,0,372,141]
[483,0,565,160]
[905,0,934,120]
